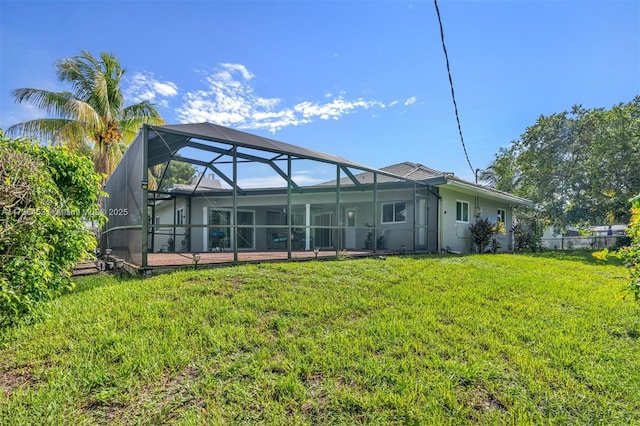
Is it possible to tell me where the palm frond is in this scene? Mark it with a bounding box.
[6,118,75,142]
[55,121,93,149]
[63,98,102,131]
[11,88,77,119]
[101,52,125,116]
[56,51,96,102]
[118,103,165,143]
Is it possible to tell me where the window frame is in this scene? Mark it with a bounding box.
[497,208,506,224]
[175,207,185,225]
[456,200,470,223]
[381,201,407,224]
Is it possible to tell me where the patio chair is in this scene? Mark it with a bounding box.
[210,231,225,251]
[272,232,288,249]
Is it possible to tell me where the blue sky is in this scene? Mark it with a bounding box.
[1,0,638,181]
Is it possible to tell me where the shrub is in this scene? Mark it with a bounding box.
[513,219,541,252]
[0,131,104,326]
[620,196,640,301]
[469,218,505,253]
[593,195,640,302]
[612,236,632,251]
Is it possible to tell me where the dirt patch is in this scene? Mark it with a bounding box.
[466,384,508,421]
[84,365,205,424]
[0,362,36,397]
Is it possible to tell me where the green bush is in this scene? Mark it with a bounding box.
[612,235,632,251]
[593,195,640,302]
[513,219,542,252]
[0,131,104,326]
[620,195,640,301]
[469,217,505,253]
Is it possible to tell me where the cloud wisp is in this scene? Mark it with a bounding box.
[124,72,179,108]
[175,63,414,133]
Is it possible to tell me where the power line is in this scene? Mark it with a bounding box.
[433,0,475,177]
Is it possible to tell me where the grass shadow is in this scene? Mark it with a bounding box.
[526,249,625,266]
[65,274,138,297]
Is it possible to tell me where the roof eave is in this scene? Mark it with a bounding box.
[440,178,533,207]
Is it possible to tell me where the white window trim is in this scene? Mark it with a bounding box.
[381,201,407,224]
[456,200,470,223]
[206,208,256,250]
[175,207,185,225]
[497,208,506,223]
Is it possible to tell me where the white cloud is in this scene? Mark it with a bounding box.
[176,63,417,133]
[124,72,178,105]
[404,96,417,106]
[294,98,384,121]
[389,100,399,107]
[219,63,254,81]
[235,172,325,189]
[153,81,178,97]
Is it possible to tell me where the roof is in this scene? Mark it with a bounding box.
[146,122,375,171]
[320,161,532,207]
[116,124,532,207]
[318,162,448,186]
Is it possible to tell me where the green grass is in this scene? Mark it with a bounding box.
[1,252,638,424]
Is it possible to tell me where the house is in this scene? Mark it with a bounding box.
[102,123,532,267]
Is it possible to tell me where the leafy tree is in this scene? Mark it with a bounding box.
[152,160,197,191]
[0,131,104,326]
[6,50,165,179]
[487,97,640,228]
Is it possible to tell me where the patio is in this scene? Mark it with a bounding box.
[146,249,375,267]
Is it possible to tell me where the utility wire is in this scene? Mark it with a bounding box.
[433,0,475,178]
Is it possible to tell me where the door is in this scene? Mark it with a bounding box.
[236,210,255,249]
[313,212,333,248]
[344,208,357,249]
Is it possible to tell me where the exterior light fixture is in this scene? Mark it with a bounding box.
[115,259,124,279]
[141,180,149,190]
[193,253,201,269]
[104,248,113,270]
[314,247,319,260]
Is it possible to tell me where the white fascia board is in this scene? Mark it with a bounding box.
[441,179,533,207]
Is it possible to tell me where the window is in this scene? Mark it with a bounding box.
[497,208,506,223]
[175,208,184,225]
[346,210,355,227]
[456,201,469,223]
[382,202,406,224]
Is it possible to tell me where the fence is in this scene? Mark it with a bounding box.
[541,235,624,250]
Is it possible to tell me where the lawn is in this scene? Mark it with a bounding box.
[1,252,638,424]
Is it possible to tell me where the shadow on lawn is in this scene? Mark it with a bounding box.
[528,249,625,266]
[65,274,135,297]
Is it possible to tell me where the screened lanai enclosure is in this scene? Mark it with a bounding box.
[102,123,440,268]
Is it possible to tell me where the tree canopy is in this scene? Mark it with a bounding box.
[0,131,104,326]
[486,97,640,227]
[152,160,197,191]
[6,50,165,178]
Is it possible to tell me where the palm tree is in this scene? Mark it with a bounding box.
[6,50,165,178]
